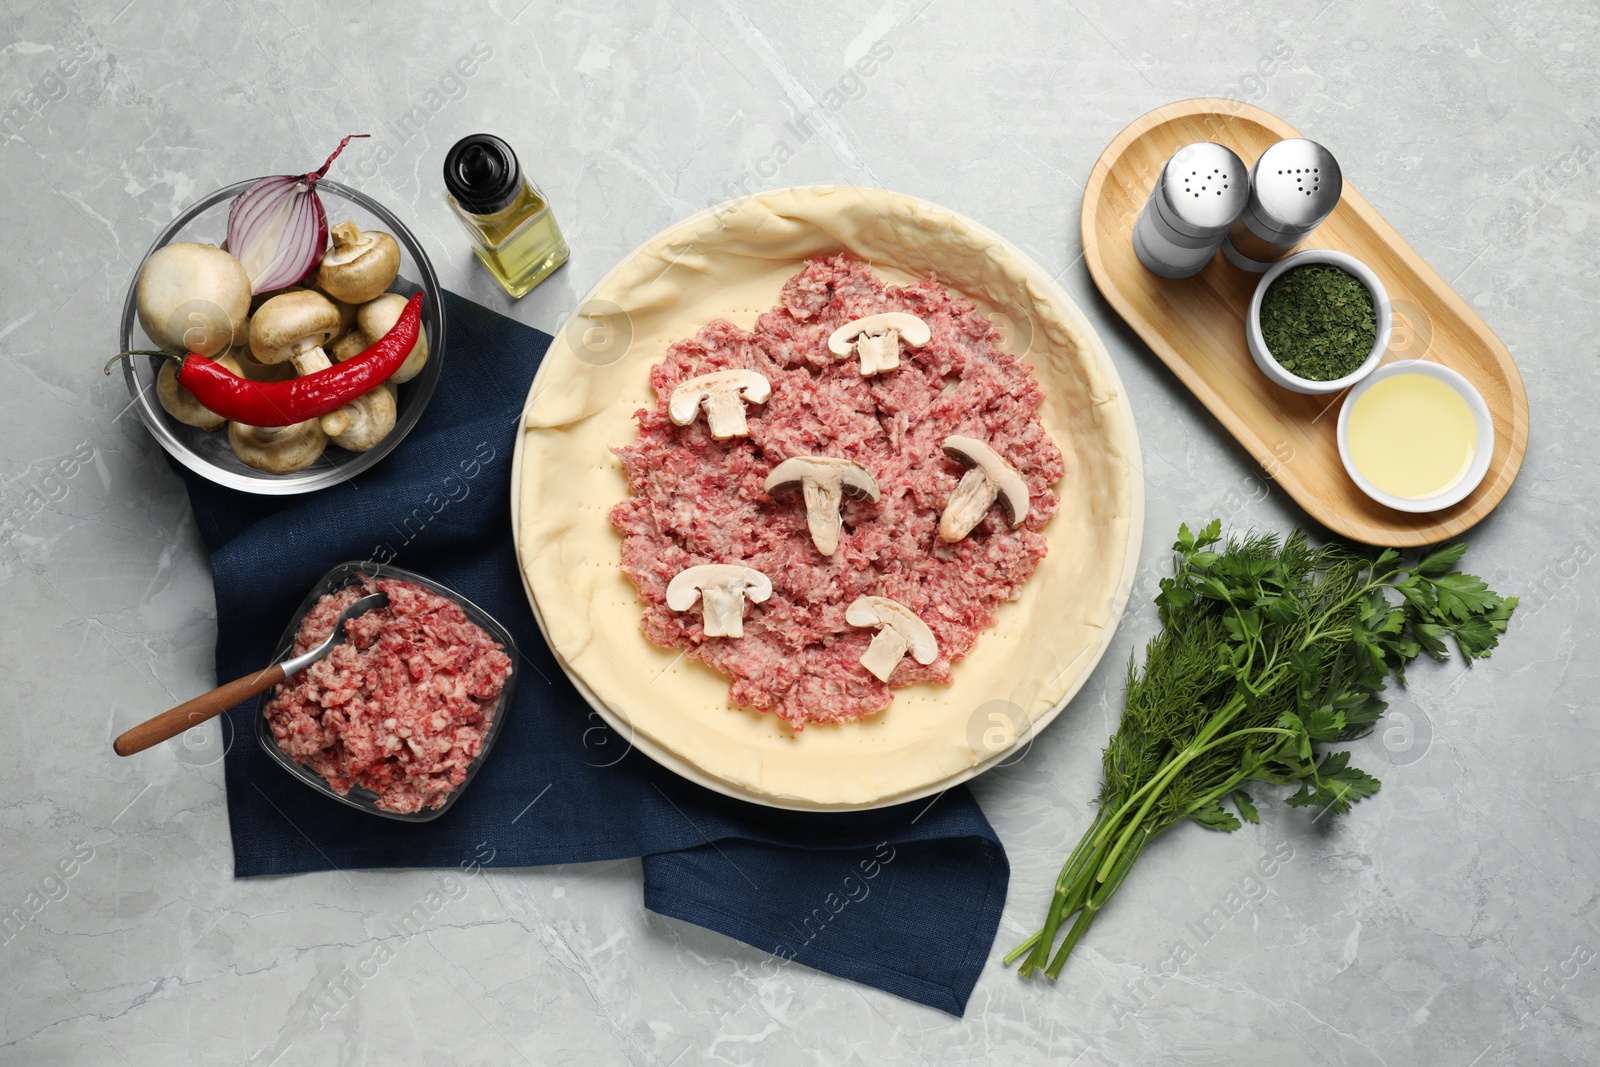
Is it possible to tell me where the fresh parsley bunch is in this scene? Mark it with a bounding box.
[1009,521,1516,980]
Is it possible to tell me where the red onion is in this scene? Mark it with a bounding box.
[226,134,370,294]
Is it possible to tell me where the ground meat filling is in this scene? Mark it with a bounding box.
[263,578,513,813]
[610,255,1064,730]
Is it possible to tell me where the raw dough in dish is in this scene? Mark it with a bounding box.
[610,255,1064,730]
[514,186,1142,809]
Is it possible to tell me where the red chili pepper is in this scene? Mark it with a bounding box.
[107,293,423,427]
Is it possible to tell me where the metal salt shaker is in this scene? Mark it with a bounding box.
[1132,142,1250,279]
[1222,138,1343,272]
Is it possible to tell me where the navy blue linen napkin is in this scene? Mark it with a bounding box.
[172,290,1008,1015]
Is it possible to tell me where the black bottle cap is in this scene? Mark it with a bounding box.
[444,134,522,215]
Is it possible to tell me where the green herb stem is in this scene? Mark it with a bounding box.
[1021,806,1112,973]
[1046,828,1151,979]
[1093,694,1255,885]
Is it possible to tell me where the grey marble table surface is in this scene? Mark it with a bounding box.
[2,0,1596,1064]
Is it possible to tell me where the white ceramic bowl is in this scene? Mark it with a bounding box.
[1247,249,1391,395]
[1336,359,1494,513]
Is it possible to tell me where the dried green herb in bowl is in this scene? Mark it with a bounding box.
[1259,264,1377,381]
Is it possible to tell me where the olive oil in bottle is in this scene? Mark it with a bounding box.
[443,134,569,298]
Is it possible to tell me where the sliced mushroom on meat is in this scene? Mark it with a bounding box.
[938,435,1030,542]
[846,596,938,682]
[763,456,881,556]
[827,313,931,376]
[668,369,772,439]
[665,564,773,638]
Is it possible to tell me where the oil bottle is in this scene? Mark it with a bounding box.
[443,134,569,298]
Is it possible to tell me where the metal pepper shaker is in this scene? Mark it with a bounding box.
[1132,142,1250,279]
[1222,138,1343,272]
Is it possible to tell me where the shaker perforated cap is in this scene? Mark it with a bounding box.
[1243,138,1343,239]
[444,133,523,215]
[1153,142,1251,240]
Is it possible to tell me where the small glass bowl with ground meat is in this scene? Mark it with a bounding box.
[255,561,518,822]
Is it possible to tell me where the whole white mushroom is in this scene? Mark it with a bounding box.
[229,419,328,475]
[321,384,397,452]
[156,352,250,431]
[135,242,252,358]
[317,222,401,305]
[249,290,343,376]
[357,293,428,383]
[226,343,296,382]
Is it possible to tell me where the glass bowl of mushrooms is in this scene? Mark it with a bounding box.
[115,177,445,495]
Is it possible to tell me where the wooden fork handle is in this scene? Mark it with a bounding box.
[113,664,287,757]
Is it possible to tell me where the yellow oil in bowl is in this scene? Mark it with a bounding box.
[1346,373,1478,499]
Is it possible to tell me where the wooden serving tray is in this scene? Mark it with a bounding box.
[1082,98,1528,546]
